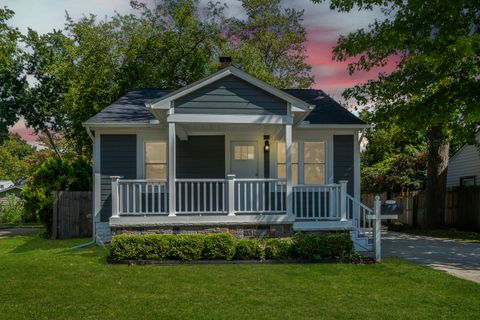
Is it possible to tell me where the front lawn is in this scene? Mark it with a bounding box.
[0,234,478,319]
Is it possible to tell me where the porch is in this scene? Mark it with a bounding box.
[109,177,372,235]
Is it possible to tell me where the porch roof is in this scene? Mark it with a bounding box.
[83,88,365,127]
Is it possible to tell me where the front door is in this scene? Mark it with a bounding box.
[231,141,258,178]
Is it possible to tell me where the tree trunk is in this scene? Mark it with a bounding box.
[423,125,449,229]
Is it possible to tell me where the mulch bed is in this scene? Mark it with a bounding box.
[107,257,374,265]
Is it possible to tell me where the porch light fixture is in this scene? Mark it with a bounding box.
[264,135,270,152]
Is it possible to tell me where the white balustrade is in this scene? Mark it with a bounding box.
[116,179,168,215]
[347,194,373,237]
[175,179,227,214]
[292,184,342,220]
[234,178,287,213]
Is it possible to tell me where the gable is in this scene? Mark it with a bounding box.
[173,75,287,115]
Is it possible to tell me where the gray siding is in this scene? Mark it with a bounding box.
[447,132,480,187]
[333,135,354,195]
[177,136,225,178]
[100,135,137,222]
[174,75,287,115]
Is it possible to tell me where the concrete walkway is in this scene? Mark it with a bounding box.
[0,228,39,239]
[383,231,480,283]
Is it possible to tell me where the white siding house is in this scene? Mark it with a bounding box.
[447,132,480,187]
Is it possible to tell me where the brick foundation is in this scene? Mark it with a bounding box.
[111,224,293,238]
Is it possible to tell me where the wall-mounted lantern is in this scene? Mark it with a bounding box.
[264,135,270,152]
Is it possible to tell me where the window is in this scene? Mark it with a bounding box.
[234,145,255,160]
[304,141,325,185]
[460,176,476,187]
[145,142,167,180]
[277,141,298,185]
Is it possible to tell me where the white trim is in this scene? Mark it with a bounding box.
[148,66,312,112]
[83,121,161,128]
[167,114,293,125]
[297,123,370,129]
[285,124,293,216]
[354,132,361,200]
[168,123,176,216]
[93,133,101,223]
[110,213,295,227]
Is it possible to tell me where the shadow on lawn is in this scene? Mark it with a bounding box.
[383,232,480,271]
[7,233,109,263]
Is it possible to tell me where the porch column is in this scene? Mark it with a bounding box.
[110,176,121,218]
[339,180,348,221]
[285,124,293,216]
[168,122,176,216]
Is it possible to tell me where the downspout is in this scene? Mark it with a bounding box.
[72,126,100,249]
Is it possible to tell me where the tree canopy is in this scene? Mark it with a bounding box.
[1,0,314,153]
[315,0,480,227]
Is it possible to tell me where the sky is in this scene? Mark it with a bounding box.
[5,0,386,143]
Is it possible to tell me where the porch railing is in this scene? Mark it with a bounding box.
[347,194,373,237]
[110,176,355,221]
[175,179,227,214]
[292,184,342,220]
[115,179,168,215]
[234,178,286,213]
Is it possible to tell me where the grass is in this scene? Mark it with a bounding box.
[403,229,480,243]
[0,234,479,320]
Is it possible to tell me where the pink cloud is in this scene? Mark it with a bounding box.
[9,119,37,143]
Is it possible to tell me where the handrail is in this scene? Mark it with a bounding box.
[347,194,373,238]
[234,178,286,182]
[119,179,167,183]
[175,178,226,182]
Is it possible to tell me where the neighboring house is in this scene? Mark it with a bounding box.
[0,185,23,206]
[0,181,14,191]
[447,132,480,187]
[84,60,373,251]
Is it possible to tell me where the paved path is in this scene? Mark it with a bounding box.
[0,228,39,239]
[383,231,480,283]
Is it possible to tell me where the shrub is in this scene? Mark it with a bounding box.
[109,232,356,262]
[203,233,236,260]
[235,239,264,260]
[0,194,24,224]
[262,238,294,260]
[110,234,205,261]
[292,233,354,259]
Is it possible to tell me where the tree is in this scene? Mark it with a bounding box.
[314,0,480,228]
[0,133,35,183]
[22,156,92,236]
[0,7,27,142]
[225,0,314,88]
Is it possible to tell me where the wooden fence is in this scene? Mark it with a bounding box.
[362,186,480,231]
[52,191,92,239]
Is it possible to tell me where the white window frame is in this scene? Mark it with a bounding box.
[275,139,327,185]
[302,140,326,185]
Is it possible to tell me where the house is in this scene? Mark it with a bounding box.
[447,132,480,187]
[0,185,23,206]
[0,180,14,191]
[83,59,374,251]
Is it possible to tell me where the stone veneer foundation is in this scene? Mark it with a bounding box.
[111,224,293,239]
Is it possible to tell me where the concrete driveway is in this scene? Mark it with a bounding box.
[383,231,480,283]
[0,228,39,239]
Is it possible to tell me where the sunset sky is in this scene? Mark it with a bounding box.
[5,0,385,143]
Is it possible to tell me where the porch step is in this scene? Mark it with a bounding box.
[350,230,372,253]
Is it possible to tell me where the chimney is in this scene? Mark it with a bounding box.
[219,56,232,69]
